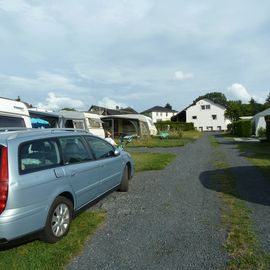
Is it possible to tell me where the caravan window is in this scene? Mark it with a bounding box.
[88,118,101,128]
[73,120,85,129]
[0,115,26,128]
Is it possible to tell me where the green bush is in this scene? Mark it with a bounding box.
[231,120,252,137]
[265,116,270,141]
[155,121,194,132]
[257,127,266,138]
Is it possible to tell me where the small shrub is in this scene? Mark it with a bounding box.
[168,130,183,139]
[257,127,266,138]
[265,116,270,141]
[155,121,194,132]
[232,120,252,137]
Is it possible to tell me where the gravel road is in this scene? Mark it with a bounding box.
[67,134,228,270]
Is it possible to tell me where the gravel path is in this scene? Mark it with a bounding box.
[213,135,270,254]
[67,134,228,270]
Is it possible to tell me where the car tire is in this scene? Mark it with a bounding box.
[40,196,73,243]
[118,165,129,192]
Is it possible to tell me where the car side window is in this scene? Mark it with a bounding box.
[20,139,61,173]
[59,136,94,165]
[85,136,115,159]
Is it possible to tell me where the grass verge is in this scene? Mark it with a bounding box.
[237,142,270,178]
[126,130,202,148]
[130,152,176,172]
[210,136,270,270]
[0,212,105,270]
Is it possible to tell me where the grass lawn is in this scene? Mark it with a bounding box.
[237,141,270,178]
[0,212,105,270]
[126,130,202,148]
[131,152,176,172]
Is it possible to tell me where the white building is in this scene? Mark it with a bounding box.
[172,98,230,131]
[141,106,178,123]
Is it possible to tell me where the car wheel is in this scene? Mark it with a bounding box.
[118,165,129,192]
[40,196,73,243]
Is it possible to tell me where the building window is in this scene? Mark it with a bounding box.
[192,116,197,119]
[160,112,162,116]
[201,105,205,110]
[212,115,217,120]
[166,112,168,117]
[206,105,211,110]
[156,112,158,116]
[206,126,213,131]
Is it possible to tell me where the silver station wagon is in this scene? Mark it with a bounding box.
[0,129,134,244]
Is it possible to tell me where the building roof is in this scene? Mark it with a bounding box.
[89,105,138,115]
[141,106,177,114]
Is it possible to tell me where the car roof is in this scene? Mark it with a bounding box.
[0,128,92,144]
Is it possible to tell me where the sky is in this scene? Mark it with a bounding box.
[0,0,270,112]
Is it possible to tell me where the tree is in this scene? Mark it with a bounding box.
[164,103,172,110]
[266,92,270,103]
[194,92,227,107]
[61,108,76,111]
[225,100,243,121]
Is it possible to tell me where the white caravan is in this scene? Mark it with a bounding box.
[0,97,32,128]
[58,111,105,138]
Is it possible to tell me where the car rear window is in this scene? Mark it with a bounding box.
[19,139,61,173]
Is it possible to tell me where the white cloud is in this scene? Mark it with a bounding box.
[36,92,85,111]
[97,97,127,109]
[227,83,251,102]
[174,70,194,81]
[0,71,87,93]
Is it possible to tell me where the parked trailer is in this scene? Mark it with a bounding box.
[0,97,32,128]
[58,111,105,138]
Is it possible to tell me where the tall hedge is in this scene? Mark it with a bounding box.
[265,116,270,141]
[231,120,252,137]
[155,121,194,132]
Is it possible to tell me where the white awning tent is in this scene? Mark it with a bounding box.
[252,108,270,136]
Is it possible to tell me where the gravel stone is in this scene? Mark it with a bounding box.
[66,134,228,270]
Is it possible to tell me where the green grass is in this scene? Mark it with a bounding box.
[210,136,270,269]
[126,130,202,148]
[130,152,176,172]
[0,212,105,270]
[237,142,270,178]
[181,130,202,140]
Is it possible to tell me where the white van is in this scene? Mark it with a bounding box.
[58,111,105,138]
[0,97,32,128]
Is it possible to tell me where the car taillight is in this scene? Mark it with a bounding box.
[0,146,8,215]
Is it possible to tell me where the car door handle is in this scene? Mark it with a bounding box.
[54,168,65,178]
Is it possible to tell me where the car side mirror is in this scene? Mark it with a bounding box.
[114,149,120,156]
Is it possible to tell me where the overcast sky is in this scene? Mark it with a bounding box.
[0,0,270,112]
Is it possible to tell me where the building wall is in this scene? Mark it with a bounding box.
[186,99,229,131]
[150,111,176,123]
